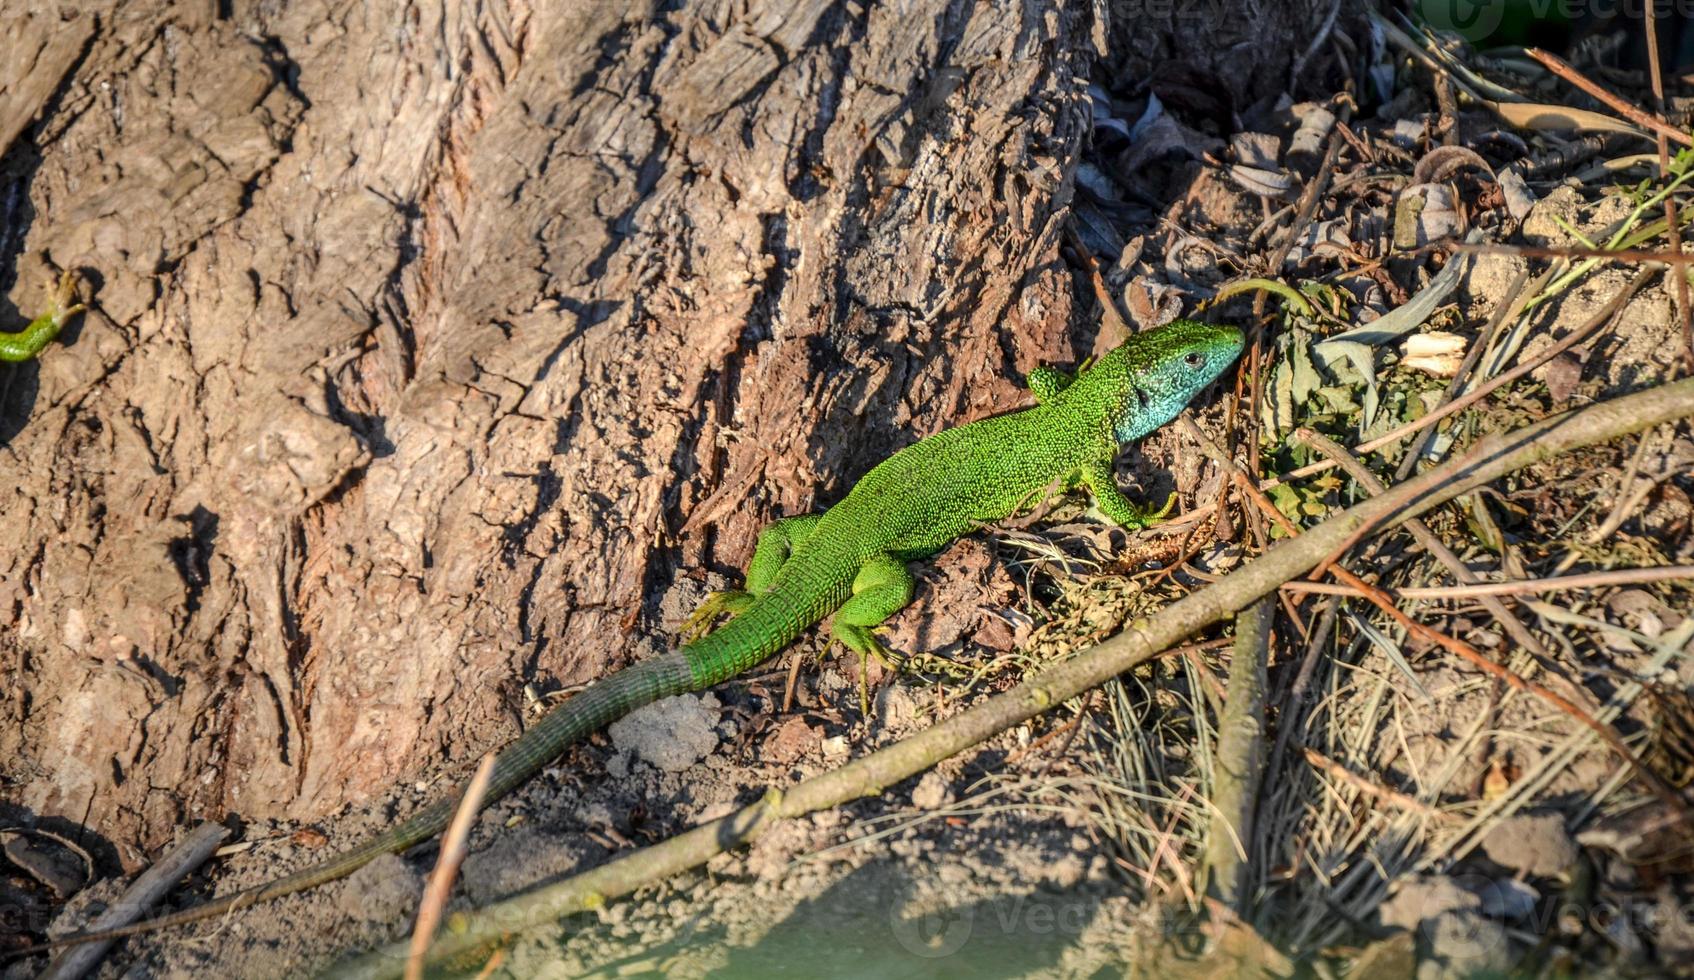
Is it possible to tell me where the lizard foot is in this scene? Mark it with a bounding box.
[1101,490,1177,531]
[830,623,905,716]
[678,589,754,643]
[47,269,85,322]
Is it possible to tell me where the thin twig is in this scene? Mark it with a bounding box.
[404,753,496,980]
[1523,47,1693,148]
[1636,4,1694,371]
[1302,747,1455,822]
[1288,0,1342,93]
[1279,565,1694,599]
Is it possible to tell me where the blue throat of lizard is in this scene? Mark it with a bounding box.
[1101,320,1245,444]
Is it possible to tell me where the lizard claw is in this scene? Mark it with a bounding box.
[2,270,84,363]
[678,589,753,643]
[828,623,906,716]
[48,269,85,321]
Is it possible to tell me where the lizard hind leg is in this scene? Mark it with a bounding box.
[678,513,823,643]
[828,553,916,713]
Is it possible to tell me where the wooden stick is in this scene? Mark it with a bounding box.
[1203,598,1270,912]
[41,822,230,980]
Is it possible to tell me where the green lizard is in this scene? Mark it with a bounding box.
[1,270,83,362]
[37,316,1243,950]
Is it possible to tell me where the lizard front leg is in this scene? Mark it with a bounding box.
[1079,458,1174,530]
[679,513,823,642]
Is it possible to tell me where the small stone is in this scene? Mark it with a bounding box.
[1476,878,1539,920]
[337,852,421,924]
[1480,812,1577,878]
[1417,911,1514,980]
[1379,875,1480,931]
[607,692,721,772]
[911,771,952,810]
[764,715,816,765]
[1047,853,1087,889]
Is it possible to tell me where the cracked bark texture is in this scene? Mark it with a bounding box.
[0,0,1314,864]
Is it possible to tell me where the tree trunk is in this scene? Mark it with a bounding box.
[1,0,1331,863]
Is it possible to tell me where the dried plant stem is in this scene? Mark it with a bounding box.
[405,754,495,980]
[1452,238,1694,265]
[332,376,1694,980]
[1279,565,1694,599]
[1302,747,1453,822]
[1636,0,1694,369]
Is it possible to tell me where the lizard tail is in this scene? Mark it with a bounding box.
[29,649,701,951]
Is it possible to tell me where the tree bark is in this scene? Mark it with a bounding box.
[0,0,1331,862]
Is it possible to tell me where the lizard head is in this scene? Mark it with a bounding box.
[1106,318,1245,443]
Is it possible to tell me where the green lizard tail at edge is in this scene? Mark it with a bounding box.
[28,317,1243,953]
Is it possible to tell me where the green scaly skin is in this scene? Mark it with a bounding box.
[39,317,1243,950]
[1,271,83,362]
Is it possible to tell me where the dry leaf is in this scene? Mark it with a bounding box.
[1486,99,1650,139]
[1401,330,1468,377]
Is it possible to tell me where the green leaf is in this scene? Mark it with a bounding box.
[1311,339,1380,433]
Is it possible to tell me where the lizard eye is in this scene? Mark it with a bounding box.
[1183,351,1206,369]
